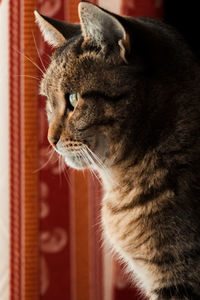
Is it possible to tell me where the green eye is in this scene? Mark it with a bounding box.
[69,93,79,108]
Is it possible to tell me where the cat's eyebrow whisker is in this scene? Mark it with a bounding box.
[12,46,45,75]
[32,31,47,73]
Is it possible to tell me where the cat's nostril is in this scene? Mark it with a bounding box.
[49,137,59,147]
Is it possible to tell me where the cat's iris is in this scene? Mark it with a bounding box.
[69,93,79,109]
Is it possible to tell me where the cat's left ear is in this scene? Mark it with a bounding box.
[34,10,81,47]
[78,2,130,63]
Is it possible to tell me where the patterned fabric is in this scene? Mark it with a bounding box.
[8,0,163,299]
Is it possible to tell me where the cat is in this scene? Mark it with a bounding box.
[35,2,200,299]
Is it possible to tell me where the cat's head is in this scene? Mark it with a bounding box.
[35,2,193,171]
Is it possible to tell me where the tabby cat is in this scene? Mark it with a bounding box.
[35,2,200,299]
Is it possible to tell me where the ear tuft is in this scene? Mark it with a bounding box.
[34,10,66,47]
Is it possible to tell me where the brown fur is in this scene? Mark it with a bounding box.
[36,3,200,299]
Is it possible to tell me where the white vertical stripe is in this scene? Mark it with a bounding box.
[0,1,10,299]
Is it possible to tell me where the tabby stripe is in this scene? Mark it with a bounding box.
[132,233,155,250]
[82,90,127,102]
[133,253,175,266]
[135,185,170,207]
[153,284,200,299]
[77,118,116,132]
[109,186,169,213]
[135,248,200,267]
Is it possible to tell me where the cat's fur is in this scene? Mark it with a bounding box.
[35,2,200,299]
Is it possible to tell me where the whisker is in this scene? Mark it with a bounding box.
[34,147,56,173]
[45,144,57,156]
[13,74,40,81]
[58,154,63,186]
[84,146,104,167]
[83,145,117,187]
[76,150,85,170]
[81,148,101,183]
[12,45,45,75]
[61,158,72,187]
[32,31,47,73]
[80,149,95,180]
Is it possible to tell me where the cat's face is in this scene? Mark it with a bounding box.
[36,2,140,170]
[35,2,191,171]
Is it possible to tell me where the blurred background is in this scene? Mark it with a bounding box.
[0,0,198,299]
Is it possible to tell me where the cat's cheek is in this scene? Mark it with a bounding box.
[93,133,110,161]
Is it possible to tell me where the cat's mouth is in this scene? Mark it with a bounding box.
[55,139,99,170]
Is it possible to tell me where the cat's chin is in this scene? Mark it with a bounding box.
[64,156,89,170]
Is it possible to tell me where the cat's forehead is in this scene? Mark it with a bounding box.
[40,39,114,96]
[40,39,82,96]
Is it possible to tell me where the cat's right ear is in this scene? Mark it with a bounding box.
[78,2,130,63]
[34,11,81,47]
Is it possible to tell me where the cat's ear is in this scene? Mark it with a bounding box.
[34,10,81,47]
[78,2,130,62]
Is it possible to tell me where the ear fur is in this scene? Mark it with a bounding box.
[34,10,80,47]
[78,2,130,62]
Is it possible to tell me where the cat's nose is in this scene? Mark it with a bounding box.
[48,136,59,147]
[48,124,61,147]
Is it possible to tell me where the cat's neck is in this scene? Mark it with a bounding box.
[96,160,139,196]
[96,150,168,208]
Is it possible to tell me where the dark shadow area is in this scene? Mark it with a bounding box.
[164,0,200,58]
